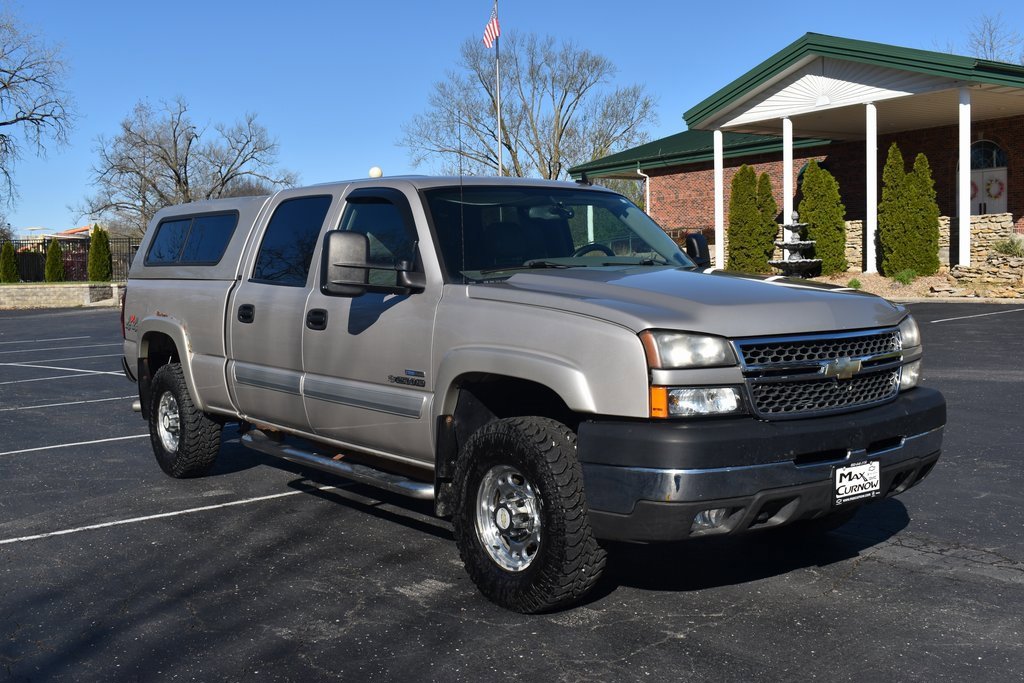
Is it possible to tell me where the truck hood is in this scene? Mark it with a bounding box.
[468,267,906,337]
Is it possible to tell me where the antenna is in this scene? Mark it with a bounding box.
[458,107,466,281]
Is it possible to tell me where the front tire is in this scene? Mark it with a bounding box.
[147,362,222,478]
[453,417,606,613]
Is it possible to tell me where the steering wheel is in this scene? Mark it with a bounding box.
[572,242,615,257]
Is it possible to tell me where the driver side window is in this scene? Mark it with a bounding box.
[338,195,417,287]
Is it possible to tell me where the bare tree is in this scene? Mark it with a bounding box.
[83,98,297,236]
[0,13,73,202]
[401,33,656,181]
[0,213,12,241]
[967,13,1024,63]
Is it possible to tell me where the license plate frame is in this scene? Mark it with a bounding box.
[833,460,881,507]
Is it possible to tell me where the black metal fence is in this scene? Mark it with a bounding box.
[1,237,141,282]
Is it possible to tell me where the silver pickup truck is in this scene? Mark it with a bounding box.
[121,176,945,612]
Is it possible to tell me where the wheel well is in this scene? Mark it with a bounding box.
[453,373,578,436]
[137,332,181,419]
[141,332,180,378]
[435,373,579,514]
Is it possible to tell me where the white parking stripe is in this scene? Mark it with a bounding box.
[0,395,136,413]
[0,434,148,457]
[0,486,339,546]
[0,373,122,386]
[9,353,122,364]
[2,362,122,376]
[929,308,1024,324]
[0,342,122,355]
[0,336,90,345]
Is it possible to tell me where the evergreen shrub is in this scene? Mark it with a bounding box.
[87,225,113,281]
[728,165,778,272]
[798,160,847,275]
[0,241,18,283]
[44,240,65,282]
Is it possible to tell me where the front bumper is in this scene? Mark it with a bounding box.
[577,387,945,542]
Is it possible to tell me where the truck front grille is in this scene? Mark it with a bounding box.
[734,328,903,420]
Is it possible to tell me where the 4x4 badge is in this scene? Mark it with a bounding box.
[822,357,862,380]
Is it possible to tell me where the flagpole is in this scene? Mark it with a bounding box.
[495,3,502,176]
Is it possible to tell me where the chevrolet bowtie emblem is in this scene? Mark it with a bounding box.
[822,357,862,380]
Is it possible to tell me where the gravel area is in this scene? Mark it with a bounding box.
[811,272,958,300]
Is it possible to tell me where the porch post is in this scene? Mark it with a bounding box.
[958,87,972,267]
[714,128,725,268]
[865,102,878,274]
[783,116,794,242]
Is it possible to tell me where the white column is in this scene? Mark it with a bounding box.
[865,102,877,274]
[959,87,972,267]
[783,116,794,244]
[713,129,725,268]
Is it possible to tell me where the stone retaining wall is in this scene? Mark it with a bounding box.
[0,283,125,310]
[950,255,1024,298]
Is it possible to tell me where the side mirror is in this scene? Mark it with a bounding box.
[321,231,369,297]
[684,232,711,269]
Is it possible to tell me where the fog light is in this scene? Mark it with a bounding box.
[900,360,921,390]
[691,507,730,532]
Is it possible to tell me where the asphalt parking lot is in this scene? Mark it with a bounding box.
[1,303,1022,681]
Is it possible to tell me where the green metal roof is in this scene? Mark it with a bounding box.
[569,130,831,179]
[685,32,1024,128]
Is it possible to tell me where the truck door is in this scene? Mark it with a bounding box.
[226,192,338,431]
[302,187,441,462]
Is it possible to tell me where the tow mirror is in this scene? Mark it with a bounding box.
[684,233,711,269]
[322,231,369,297]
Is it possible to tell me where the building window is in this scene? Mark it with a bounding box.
[971,140,1007,170]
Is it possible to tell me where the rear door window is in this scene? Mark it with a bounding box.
[251,195,333,286]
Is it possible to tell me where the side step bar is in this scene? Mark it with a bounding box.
[240,431,435,500]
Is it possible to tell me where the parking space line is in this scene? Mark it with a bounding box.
[0,342,122,355]
[0,485,339,546]
[8,353,123,364]
[2,362,122,376]
[0,336,90,345]
[930,308,1024,324]
[0,372,124,386]
[0,395,136,413]
[0,434,149,457]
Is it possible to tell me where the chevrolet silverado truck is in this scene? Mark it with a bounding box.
[121,176,945,612]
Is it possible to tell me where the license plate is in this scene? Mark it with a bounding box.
[833,461,881,507]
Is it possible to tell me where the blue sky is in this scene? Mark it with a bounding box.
[5,0,1024,234]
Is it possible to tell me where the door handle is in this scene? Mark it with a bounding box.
[306,308,328,331]
[237,304,255,324]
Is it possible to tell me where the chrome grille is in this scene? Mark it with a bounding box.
[735,328,903,419]
[750,368,900,417]
[738,330,900,367]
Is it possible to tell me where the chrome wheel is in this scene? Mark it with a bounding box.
[475,464,542,572]
[156,392,180,453]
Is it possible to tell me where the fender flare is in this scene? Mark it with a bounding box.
[136,317,206,412]
[434,345,597,419]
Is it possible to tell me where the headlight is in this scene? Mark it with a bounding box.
[651,386,745,417]
[640,330,736,369]
[898,315,921,348]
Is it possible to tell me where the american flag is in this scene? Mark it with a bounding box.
[482,2,500,49]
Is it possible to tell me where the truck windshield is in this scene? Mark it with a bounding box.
[423,185,694,283]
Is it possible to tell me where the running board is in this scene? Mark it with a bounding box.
[240,431,435,500]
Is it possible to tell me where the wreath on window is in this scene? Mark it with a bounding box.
[986,177,1005,200]
[971,180,978,200]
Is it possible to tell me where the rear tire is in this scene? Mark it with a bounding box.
[147,363,222,478]
[453,417,606,613]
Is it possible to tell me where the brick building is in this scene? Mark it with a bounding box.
[571,34,1024,272]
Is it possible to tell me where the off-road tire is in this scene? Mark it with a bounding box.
[452,416,607,613]
[148,362,222,478]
